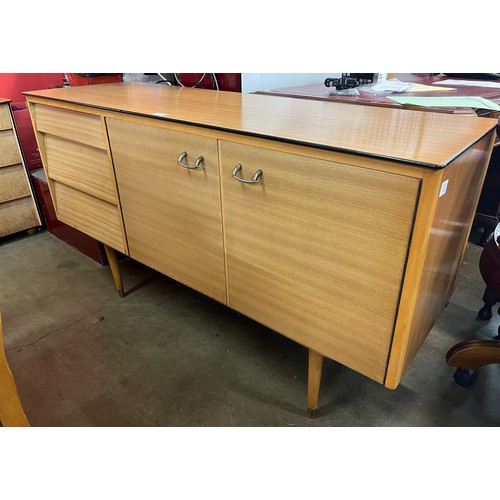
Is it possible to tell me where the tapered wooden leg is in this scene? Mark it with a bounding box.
[307,349,324,418]
[103,245,124,298]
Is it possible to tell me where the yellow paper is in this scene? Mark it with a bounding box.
[409,84,455,92]
[388,95,500,111]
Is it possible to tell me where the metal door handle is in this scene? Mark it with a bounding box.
[231,164,263,184]
[178,151,204,169]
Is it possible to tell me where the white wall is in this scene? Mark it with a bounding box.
[241,73,340,93]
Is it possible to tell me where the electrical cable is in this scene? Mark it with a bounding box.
[212,73,219,90]
[173,73,219,90]
[155,73,172,85]
[173,73,184,86]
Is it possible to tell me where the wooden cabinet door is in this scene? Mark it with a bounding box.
[107,118,226,304]
[220,140,421,382]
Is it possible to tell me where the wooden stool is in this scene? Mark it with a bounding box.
[0,313,29,426]
[446,226,500,386]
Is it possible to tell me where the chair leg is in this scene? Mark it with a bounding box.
[478,286,498,320]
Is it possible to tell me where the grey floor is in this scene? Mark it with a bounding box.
[1,229,499,427]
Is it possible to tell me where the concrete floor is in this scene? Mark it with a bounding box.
[1,229,499,426]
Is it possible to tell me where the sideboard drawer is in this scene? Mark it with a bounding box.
[32,104,107,150]
[0,197,40,238]
[29,102,128,254]
[0,105,12,131]
[44,134,116,203]
[0,164,31,202]
[0,130,22,167]
[52,181,126,253]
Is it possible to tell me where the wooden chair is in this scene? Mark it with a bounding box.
[0,312,29,426]
[446,226,500,386]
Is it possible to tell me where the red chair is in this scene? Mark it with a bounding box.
[66,73,122,86]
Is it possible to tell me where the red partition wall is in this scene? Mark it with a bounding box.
[0,73,65,103]
[0,74,65,170]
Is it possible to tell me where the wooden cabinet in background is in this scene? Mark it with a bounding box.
[0,98,40,238]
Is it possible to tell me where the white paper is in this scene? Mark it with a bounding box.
[434,79,500,89]
[368,80,414,93]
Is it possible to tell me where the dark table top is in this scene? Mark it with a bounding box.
[255,73,500,116]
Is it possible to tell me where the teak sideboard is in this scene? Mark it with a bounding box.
[24,83,497,416]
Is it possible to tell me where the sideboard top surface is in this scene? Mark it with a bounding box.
[24,82,497,168]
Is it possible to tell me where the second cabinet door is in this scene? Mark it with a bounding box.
[107,118,226,304]
[220,140,420,383]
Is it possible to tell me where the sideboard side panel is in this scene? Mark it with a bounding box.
[386,131,496,388]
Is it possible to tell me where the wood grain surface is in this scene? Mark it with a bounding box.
[107,117,226,304]
[0,312,29,426]
[220,140,420,382]
[0,102,41,237]
[24,83,497,168]
[385,133,495,387]
[0,129,22,167]
[0,197,40,237]
[24,87,497,394]
[52,181,126,252]
[0,164,31,202]
[0,103,12,131]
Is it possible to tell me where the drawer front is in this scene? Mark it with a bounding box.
[220,140,420,382]
[44,134,116,203]
[0,130,22,167]
[30,103,128,254]
[0,196,41,237]
[0,104,12,131]
[52,181,126,252]
[32,104,106,149]
[0,164,31,202]
[107,117,226,303]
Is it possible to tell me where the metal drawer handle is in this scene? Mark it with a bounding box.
[231,164,263,184]
[178,151,204,169]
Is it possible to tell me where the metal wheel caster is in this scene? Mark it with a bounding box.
[478,304,493,320]
[453,367,478,387]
